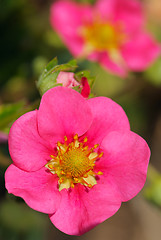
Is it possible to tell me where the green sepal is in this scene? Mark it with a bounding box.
[36,57,78,96]
[75,70,95,89]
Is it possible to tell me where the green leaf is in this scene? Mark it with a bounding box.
[39,57,58,82]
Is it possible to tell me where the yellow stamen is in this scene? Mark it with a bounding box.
[94,144,99,149]
[74,177,79,182]
[45,134,104,191]
[98,152,104,158]
[88,152,98,160]
[83,137,88,142]
[73,134,78,140]
[74,140,80,148]
[83,174,88,178]
[59,178,64,184]
[66,172,72,177]
[64,136,67,142]
[48,164,54,169]
[71,182,75,188]
[60,145,66,152]
[83,146,88,151]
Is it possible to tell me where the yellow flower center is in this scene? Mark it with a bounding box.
[80,18,126,54]
[45,134,103,191]
[61,148,92,177]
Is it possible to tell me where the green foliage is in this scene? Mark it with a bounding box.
[144,166,161,207]
[0,200,46,240]
[0,101,39,133]
[144,57,161,86]
[0,101,26,132]
[76,0,96,4]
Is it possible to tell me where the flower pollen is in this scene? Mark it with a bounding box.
[45,134,103,191]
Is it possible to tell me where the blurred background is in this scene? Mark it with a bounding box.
[1,0,161,239]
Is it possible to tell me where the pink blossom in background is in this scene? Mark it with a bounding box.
[57,71,90,97]
[5,87,150,235]
[50,0,160,77]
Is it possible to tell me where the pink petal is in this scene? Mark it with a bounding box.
[85,96,130,146]
[98,131,150,202]
[9,110,52,172]
[38,87,93,145]
[50,181,121,235]
[80,77,90,98]
[94,0,116,18]
[50,0,92,56]
[56,72,79,88]
[5,164,60,214]
[95,0,144,35]
[98,52,127,77]
[121,32,160,71]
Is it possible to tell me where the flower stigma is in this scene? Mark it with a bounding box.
[45,134,103,191]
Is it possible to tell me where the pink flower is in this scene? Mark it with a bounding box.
[50,0,160,77]
[57,71,79,88]
[5,87,150,235]
[57,71,90,97]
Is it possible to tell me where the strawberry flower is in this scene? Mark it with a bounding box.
[50,0,160,76]
[56,71,90,97]
[5,87,150,235]
[57,71,79,88]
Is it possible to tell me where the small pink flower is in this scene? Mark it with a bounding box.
[57,71,90,98]
[50,0,160,76]
[57,71,79,88]
[5,87,150,235]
